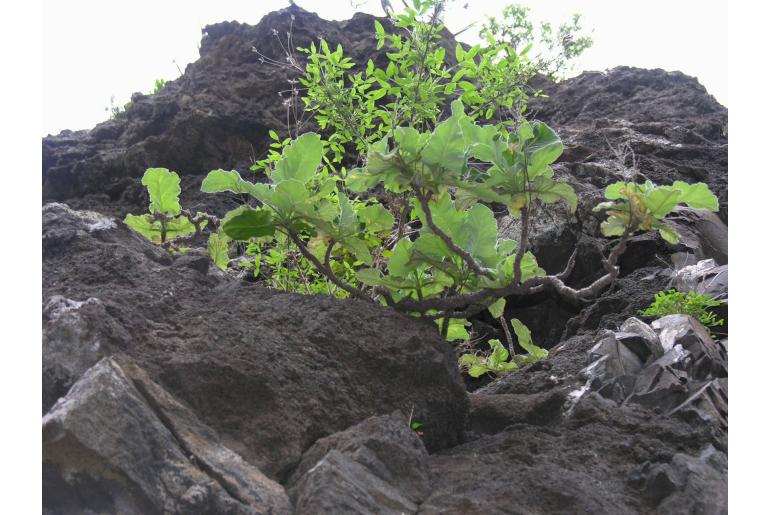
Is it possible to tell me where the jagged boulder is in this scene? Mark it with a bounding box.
[42,203,468,482]
[43,357,290,514]
[287,411,431,514]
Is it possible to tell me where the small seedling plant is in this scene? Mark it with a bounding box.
[125,0,719,366]
[459,318,548,377]
[640,289,724,333]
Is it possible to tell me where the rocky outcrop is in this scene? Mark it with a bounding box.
[42,203,468,488]
[42,5,727,514]
[44,357,290,514]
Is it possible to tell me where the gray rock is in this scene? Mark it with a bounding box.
[652,315,727,379]
[42,296,127,413]
[668,378,728,430]
[619,317,663,362]
[625,363,690,412]
[631,445,727,514]
[43,203,468,481]
[581,333,644,401]
[291,450,418,515]
[287,411,431,506]
[673,259,728,301]
[43,357,290,514]
[469,390,566,434]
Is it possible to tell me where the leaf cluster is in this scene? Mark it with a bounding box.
[459,318,548,377]
[593,180,719,244]
[640,289,724,332]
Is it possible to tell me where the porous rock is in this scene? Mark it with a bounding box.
[42,203,468,481]
[43,357,290,514]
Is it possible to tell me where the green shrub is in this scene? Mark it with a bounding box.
[125,0,719,355]
[640,289,724,332]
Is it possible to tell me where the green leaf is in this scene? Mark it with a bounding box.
[222,208,276,240]
[600,213,630,237]
[511,318,548,359]
[207,231,230,271]
[443,318,470,342]
[524,122,563,174]
[357,204,395,232]
[142,168,182,216]
[421,104,467,172]
[605,182,628,200]
[201,169,255,195]
[658,224,681,244]
[488,297,506,319]
[468,365,490,378]
[124,213,161,242]
[341,236,373,265]
[643,186,684,218]
[671,181,719,211]
[528,176,577,212]
[272,132,323,185]
[346,168,381,192]
[488,339,510,367]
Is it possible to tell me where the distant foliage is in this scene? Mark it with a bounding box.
[480,4,594,79]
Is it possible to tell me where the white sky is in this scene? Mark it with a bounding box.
[43,0,727,136]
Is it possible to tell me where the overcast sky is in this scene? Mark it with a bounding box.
[42,0,727,136]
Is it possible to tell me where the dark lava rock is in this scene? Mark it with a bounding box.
[43,357,290,514]
[42,203,468,481]
[287,411,430,514]
[41,6,729,513]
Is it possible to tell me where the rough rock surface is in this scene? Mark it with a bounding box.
[42,202,468,484]
[287,412,431,514]
[42,5,727,514]
[43,357,290,514]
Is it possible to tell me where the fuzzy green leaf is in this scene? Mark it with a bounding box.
[142,168,182,216]
[207,231,230,271]
[222,208,276,240]
[273,132,323,185]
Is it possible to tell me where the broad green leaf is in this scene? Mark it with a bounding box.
[357,204,395,232]
[524,122,563,174]
[458,204,499,266]
[459,354,482,367]
[643,186,683,218]
[201,169,255,195]
[658,224,681,244]
[142,168,182,216]
[489,339,510,366]
[388,239,419,278]
[271,179,307,213]
[421,107,466,172]
[124,213,194,243]
[488,297,506,318]
[605,182,628,200]
[511,318,548,359]
[272,132,323,185]
[222,208,276,240]
[528,176,577,212]
[163,216,196,240]
[671,181,719,211]
[600,213,630,237]
[442,318,471,342]
[337,194,358,233]
[394,126,429,156]
[341,236,373,265]
[468,365,490,378]
[346,168,381,192]
[207,231,230,271]
[124,214,160,242]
